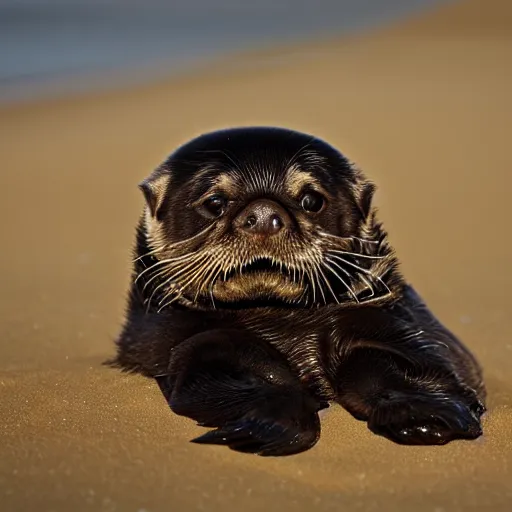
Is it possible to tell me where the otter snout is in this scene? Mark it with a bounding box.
[234,199,291,237]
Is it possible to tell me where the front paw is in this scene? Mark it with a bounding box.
[368,393,484,445]
[191,407,322,457]
[155,372,327,457]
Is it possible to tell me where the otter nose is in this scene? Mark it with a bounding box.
[234,199,290,236]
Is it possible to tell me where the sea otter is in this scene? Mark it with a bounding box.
[107,126,485,456]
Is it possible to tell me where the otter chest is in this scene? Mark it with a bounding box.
[241,316,335,400]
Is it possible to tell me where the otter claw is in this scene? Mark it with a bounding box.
[191,416,318,456]
[368,396,484,445]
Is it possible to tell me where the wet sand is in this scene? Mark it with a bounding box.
[1,0,511,510]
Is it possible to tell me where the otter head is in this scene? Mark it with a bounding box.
[136,127,401,311]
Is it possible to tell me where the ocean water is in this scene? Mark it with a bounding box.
[0,0,448,102]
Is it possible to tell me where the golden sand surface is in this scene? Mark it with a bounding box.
[1,0,511,510]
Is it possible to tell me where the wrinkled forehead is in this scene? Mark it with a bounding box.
[168,144,354,200]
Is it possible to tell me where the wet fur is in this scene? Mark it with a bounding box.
[107,127,485,456]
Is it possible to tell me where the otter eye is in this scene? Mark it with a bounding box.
[202,194,228,218]
[301,192,324,213]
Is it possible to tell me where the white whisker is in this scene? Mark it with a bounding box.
[317,231,379,245]
[328,249,385,260]
[317,264,340,304]
[328,253,392,296]
[322,259,359,303]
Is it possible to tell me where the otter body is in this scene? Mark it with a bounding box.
[109,127,485,456]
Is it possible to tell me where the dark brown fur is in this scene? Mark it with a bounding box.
[107,127,485,456]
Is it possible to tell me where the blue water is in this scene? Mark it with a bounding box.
[0,0,448,103]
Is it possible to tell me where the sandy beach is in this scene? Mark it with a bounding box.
[1,0,511,510]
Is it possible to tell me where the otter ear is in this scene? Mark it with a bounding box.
[356,180,376,220]
[138,168,171,218]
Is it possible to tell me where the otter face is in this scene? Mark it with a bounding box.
[137,127,398,310]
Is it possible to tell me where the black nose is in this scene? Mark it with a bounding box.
[234,199,291,236]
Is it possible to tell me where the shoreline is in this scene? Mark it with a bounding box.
[0,0,451,106]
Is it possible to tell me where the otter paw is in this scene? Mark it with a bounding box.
[368,395,484,445]
[155,370,326,457]
[191,408,322,457]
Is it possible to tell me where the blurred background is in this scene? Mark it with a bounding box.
[0,0,447,103]
[1,1,511,511]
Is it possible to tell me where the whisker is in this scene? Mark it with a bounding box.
[133,243,167,263]
[328,254,392,296]
[147,275,177,311]
[159,255,212,301]
[141,267,171,294]
[303,261,317,305]
[145,254,209,311]
[296,282,310,305]
[147,280,172,312]
[164,223,216,250]
[184,251,229,304]
[142,252,204,293]
[135,223,216,280]
[323,259,359,303]
[317,231,379,245]
[205,257,226,301]
[208,262,226,309]
[135,260,169,284]
[156,264,211,312]
[312,263,328,305]
[358,274,375,299]
[192,258,221,303]
[157,291,183,313]
[171,254,219,311]
[328,249,385,260]
[317,264,340,304]
[134,252,204,285]
[142,255,199,292]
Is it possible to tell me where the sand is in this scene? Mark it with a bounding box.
[1,0,511,510]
